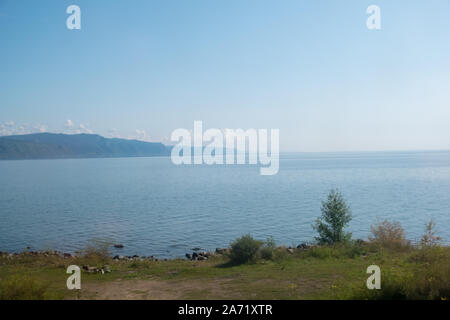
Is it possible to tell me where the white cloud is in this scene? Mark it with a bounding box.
[78,123,93,134]
[63,120,93,134]
[36,124,48,133]
[131,129,152,142]
[65,119,74,128]
[0,121,49,136]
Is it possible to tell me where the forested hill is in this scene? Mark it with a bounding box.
[0,133,171,160]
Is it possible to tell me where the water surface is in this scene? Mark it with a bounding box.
[0,151,449,258]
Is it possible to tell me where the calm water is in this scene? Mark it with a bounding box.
[1,151,449,258]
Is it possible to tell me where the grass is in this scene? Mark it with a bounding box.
[0,276,50,300]
[1,243,448,300]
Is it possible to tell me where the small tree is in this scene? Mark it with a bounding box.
[420,219,441,247]
[313,189,352,245]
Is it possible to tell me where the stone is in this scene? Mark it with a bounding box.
[82,265,97,273]
[215,248,228,255]
[297,243,309,250]
[114,244,124,249]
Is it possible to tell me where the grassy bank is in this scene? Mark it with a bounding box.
[1,192,448,300]
[1,242,448,300]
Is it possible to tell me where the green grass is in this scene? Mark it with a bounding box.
[1,244,448,300]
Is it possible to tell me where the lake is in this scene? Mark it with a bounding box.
[1,151,449,258]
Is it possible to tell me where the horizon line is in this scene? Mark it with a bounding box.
[1,131,449,155]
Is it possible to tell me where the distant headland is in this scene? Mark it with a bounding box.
[0,133,171,160]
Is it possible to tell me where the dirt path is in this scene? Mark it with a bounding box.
[78,278,239,300]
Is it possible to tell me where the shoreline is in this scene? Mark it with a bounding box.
[1,241,449,300]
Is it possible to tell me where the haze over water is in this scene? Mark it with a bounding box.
[1,151,449,258]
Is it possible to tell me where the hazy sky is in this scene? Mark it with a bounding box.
[1,0,449,152]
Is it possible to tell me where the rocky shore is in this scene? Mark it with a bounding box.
[0,243,316,263]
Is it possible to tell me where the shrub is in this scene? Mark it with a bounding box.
[351,271,412,300]
[313,189,352,245]
[84,240,110,259]
[0,276,49,300]
[73,239,112,266]
[260,236,276,260]
[352,264,450,300]
[369,220,409,249]
[302,241,367,260]
[409,245,450,265]
[228,235,262,264]
[353,245,450,300]
[420,219,442,247]
[306,246,335,259]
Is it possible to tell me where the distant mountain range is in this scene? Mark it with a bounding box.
[0,133,171,160]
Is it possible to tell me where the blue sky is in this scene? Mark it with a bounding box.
[0,0,449,152]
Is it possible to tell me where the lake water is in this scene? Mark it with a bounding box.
[0,151,449,258]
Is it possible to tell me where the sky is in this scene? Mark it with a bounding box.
[0,0,449,152]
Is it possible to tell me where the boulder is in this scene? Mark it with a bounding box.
[215,248,228,255]
[82,265,97,273]
[297,243,309,250]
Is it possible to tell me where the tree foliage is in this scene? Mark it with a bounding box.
[313,189,352,245]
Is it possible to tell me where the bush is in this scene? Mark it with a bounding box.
[260,237,276,260]
[76,239,112,265]
[351,271,412,300]
[409,244,450,265]
[302,241,367,260]
[353,265,450,300]
[420,219,442,247]
[0,276,49,300]
[228,235,262,264]
[313,189,352,245]
[352,245,450,300]
[369,220,409,250]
